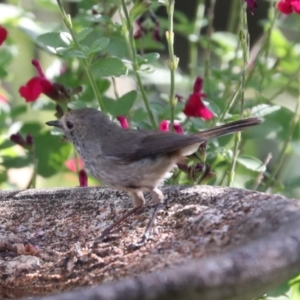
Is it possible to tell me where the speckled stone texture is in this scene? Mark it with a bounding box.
[1,185,300,300]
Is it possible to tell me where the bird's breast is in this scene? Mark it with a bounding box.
[82,153,178,192]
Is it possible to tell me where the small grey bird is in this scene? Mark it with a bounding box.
[46,108,261,247]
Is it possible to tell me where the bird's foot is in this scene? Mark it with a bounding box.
[94,228,119,244]
[127,232,151,251]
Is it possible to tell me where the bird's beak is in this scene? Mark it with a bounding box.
[45,120,63,129]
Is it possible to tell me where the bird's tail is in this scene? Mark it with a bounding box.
[194,117,261,140]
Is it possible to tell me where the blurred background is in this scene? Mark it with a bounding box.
[0,0,300,202]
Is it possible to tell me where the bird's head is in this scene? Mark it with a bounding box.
[45,108,113,148]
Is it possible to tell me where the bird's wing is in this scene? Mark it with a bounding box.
[102,117,262,162]
[103,130,203,162]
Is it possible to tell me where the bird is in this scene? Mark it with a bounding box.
[46,108,261,248]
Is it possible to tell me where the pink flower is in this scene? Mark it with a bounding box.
[117,116,129,129]
[278,0,300,14]
[245,0,258,14]
[0,26,8,46]
[159,120,169,131]
[19,59,62,102]
[158,120,184,134]
[78,169,88,187]
[65,158,84,173]
[183,77,214,120]
[0,90,8,103]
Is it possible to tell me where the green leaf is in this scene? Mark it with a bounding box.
[0,68,8,78]
[271,28,290,57]
[35,132,72,178]
[88,38,110,55]
[251,104,281,117]
[236,155,266,172]
[77,28,94,41]
[91,57,127,78]
[20,122,43,136]
[246,119,282,140]
[113,90,138,116]
[1,156,32,168]
[0,48,13,66]
[129,1,151,21]
[144,52,160,62]
[211,32,238,50]
[158,0,169,5]
[102,91,138,117]
[0,140,14,150]
[67,101,88,110]
[11,105,27,117]
[138,52,160,65]
[102,96,118,116]
[37,32,72,50]
[107,37,129,58]
[0,171,7,184]
[266,280,290,297]
[61,49,87,59]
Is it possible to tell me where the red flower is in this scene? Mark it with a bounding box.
[10,133,26,147]
[183,77,214,120]
[65,158,84,173]
[292,0,300,12]
[245,0,258,14]
[152,20,161,42]
[117,116,129,129]
[158,120,184,134]
[19,77,44,102]
[134,14,161,42]
[173,122,184,134]
[134,20,145,39]
[278,0,300,14]
[10,133,34,149]
[78,169,88,187]
[0,26,8,46]
[19,59,58,102]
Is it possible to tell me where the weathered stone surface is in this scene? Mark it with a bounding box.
[0,186,299,299]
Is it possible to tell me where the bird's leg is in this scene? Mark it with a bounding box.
[128,188,164,250]
[97,191,145,241]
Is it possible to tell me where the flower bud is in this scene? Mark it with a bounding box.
[10,133,26,147]
[79,169,88,187]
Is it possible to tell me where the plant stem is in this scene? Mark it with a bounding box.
[188,0,205,79]
[226,0,239,33]
[227,134,240,186]
[119,0,156,128]
[204,0,216,93]
[111,77,120,100]
[244,12,279,95]
[26,148,38,189]
[258,2,277,96]
[239,3,249,117]
[252,153,272,190]
[264,99,300,191]
[56,0,105,111]
[219,84,241,122]
[166,0,178,130]
[227,1,249,186]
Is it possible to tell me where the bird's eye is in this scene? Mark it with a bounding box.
[66,121,74,129]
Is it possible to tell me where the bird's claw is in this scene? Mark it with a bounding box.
[127,232,152,252]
